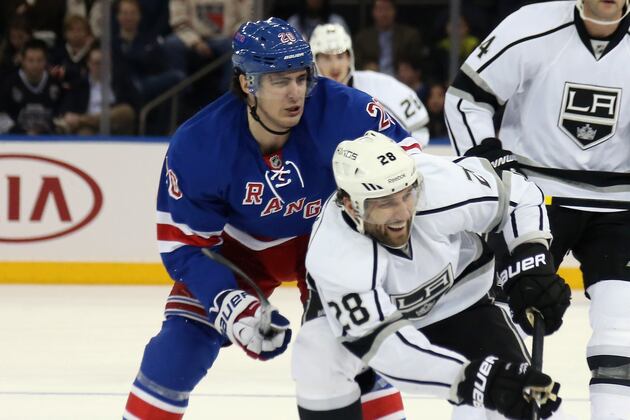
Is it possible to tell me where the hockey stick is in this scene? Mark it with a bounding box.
[527,308,545,420]
[201,248,272,335]
[544,195,630,210]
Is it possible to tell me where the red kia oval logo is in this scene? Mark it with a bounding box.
[0,154,103,242]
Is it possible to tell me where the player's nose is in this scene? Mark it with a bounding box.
[391,200,413,219]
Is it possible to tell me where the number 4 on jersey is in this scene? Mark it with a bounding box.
[477,36,496,58]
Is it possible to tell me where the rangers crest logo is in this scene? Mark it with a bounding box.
[558,82,621,149]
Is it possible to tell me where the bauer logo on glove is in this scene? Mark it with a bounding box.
[209,289,292,360]
[498,243,571,335]
[496,252,548,288]
[215,290,249,336]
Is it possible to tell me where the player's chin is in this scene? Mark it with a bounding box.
[282,111,303,126]
[382,227,410,248]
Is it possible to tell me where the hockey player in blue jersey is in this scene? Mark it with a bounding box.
[124,17,415,419]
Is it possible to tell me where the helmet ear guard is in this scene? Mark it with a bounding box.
[332,131,422,234]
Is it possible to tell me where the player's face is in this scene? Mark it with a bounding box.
[582,0,627,21]
[363,185,418,248]
[316,52,351,84]
[255,69,308,130]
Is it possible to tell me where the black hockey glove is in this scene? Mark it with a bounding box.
[458,356,562,419]
[464,138,522,176]
[498,243,571,335]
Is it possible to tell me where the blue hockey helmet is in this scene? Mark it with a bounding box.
[232,17,317,94]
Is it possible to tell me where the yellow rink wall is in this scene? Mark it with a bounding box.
[0,138,583,289]
[0,262,584,289]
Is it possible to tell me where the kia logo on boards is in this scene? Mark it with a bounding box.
[0,154,103,242]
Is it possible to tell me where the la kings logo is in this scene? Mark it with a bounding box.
[558,82,621,149]
[390,264,454,320]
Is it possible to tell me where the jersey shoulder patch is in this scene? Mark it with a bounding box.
[471,2,574,65]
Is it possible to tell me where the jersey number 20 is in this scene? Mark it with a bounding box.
[366,99,394,131]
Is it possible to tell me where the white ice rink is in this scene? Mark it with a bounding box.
[0,285,592,420]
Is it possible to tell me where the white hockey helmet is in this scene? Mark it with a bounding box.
[576,0,630,25]
[310,23,355,83]
[333,131,421,233]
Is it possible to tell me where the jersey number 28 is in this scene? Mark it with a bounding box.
[328,293,370,333]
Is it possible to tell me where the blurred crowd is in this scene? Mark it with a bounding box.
[0,0,533,137]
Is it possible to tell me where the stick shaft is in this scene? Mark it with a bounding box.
[201,248,272,334]
[530,310,545,420]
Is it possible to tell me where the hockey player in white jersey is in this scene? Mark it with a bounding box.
[292,131,569,419]
[310,23,430,146]
[444,1,630,418]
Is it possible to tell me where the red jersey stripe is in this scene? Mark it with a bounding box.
[125,392,184,420]
[401,142,422,152]
[157,224,222,247]
[361,391,405,420]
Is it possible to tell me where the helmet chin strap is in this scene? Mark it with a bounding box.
[249,96,291,136]
[577,0,630,26]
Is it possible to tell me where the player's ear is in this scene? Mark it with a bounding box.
[342,196,359,218]
[238,74,250,96]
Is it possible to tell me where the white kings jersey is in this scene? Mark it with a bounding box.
[305,150,550,398]
[351,70,430,146]
[445,1,630,211]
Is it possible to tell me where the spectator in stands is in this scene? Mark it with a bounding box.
[431,14,480,83]
[1,0,67,47]
[65,0,103,39]
[163,0,253,95]
[425,83,447,139]
[136,0,171,39]
[396,55,428,103]
[288,0,349,41]
[0,16,33,80]
[56,45,136,135]
[0,39,62,135]
[113,0,185,104]
[50,15,95,88]
[353,0,423,76]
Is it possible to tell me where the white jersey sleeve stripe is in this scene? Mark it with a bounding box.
[394,331,466,364]
[379,371,452,390]
[368,241,386,321]
[416,196,499,216]
[500,172,552,251]
[365,325,467,400]
[444,112,462,156]
[510,207,520,238]
[452,66,501,109]
[156,210,220,238]
[223,223,296,251]
[373,289,385,321]
[477,22,574,74]
[456,99,479,147]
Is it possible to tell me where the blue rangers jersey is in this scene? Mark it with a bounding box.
[156,77,411,321]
